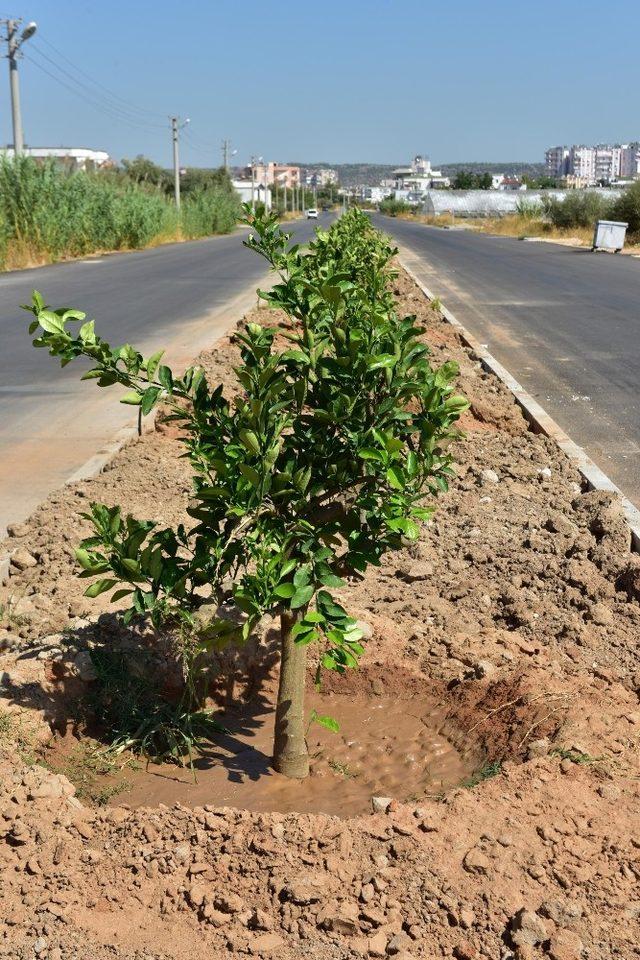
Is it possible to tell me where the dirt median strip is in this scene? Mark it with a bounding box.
[0,266,639,960]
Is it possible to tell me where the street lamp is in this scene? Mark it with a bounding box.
[2,18,38,154]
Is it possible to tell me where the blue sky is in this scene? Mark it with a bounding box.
[3,0,638,168]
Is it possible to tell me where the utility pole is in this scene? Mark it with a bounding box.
[170,116,189,210]
[2,18,37,155]
[222,139,230,171]
[250,156,256,211]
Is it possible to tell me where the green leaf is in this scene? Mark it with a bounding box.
[120,390,142,405]
[311,712,340,733]
[239,463,261,487]
[273,582,296,599]
[386,465,405,490]
[239,429,261,455]
[291,584,314,609]
[84,578,118,598]
[358,448,385,462]
[366,354,397,371]
[78,319,96,343]
[111,589,133,602]
[141,386,161,415]
[37,310,66,334]
[157,365,174,391]
[146,350,165,379]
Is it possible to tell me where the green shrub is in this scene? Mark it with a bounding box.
[540,191,609,229]
[23,207,468,779]
[609,181,640,236]
[379,198,411,216]
[180,186,241,238]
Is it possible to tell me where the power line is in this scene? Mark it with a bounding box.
[24,53,166,137]
[27,45,165,130]
[32,34,162,124]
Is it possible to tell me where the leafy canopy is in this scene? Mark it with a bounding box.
[22,207,468,682]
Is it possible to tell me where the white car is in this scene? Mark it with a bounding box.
[306,208,318,219]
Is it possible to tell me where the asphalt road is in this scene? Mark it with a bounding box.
[372,214,640,505]
[0,216,328,534]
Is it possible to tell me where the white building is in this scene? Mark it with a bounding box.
[546,141,640,184]
[1,146,112,170]
[620,143,640,179]
[231,179,272,209]
[386,155,445,203]
[545,146,569,178]
[304,167,338,187]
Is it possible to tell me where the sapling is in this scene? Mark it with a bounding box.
[23,207,468,778]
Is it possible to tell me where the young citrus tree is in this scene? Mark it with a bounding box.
[23,206,468,778]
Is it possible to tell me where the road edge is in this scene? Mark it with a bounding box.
[399,256,640,552]
[0,276,271,585]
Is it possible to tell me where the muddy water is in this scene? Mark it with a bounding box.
[109,693,472,817]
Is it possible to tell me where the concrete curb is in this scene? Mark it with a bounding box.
[399,257,640,552]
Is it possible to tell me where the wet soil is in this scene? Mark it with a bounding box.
[1,267,639,960]
[44,691,470,817]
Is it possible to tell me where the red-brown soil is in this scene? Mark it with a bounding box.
[1,269,639,960]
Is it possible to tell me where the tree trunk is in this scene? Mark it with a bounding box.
[273,609,310,779]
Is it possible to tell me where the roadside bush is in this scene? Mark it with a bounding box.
[515,198,543,221]
[609,180,640,236]
[379,198,411,216]
[180,186,241,238]
[23,207,468,778]
[0,156,239,267]
[540,190,609,229]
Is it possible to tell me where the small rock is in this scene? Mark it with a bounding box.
[459,909,475,929]
[547,930,583,960]
[598,782,621,801]
[537,467,552,479]
[7,522,28,537]
[527,738,550,760]
[73,650,97,682]
[10,547,37,570]
[589,603,613,627]
[324,914,359,936]
[479,469,499,485]
[387,931,412,954]
[371,796,392,814]
[509,908,548,948]
[473,659,495,679]
[463,848,492,875]
[367,930,388,957]
[250,932,285,954]
[33,937,47,955]
[453,946,477,960]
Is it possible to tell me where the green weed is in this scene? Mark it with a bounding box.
[461,760,502,789]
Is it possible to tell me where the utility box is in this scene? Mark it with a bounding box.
[592,220,628,252]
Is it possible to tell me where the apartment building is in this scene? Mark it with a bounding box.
[545,142,640,184]
[303,167,338,187]
[250,162,301,188]
[545,146,569,178]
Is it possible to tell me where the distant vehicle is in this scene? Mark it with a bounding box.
[306,208,318,219]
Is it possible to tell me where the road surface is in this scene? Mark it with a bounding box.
[0,217,327,534]
[372,214,640,505]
